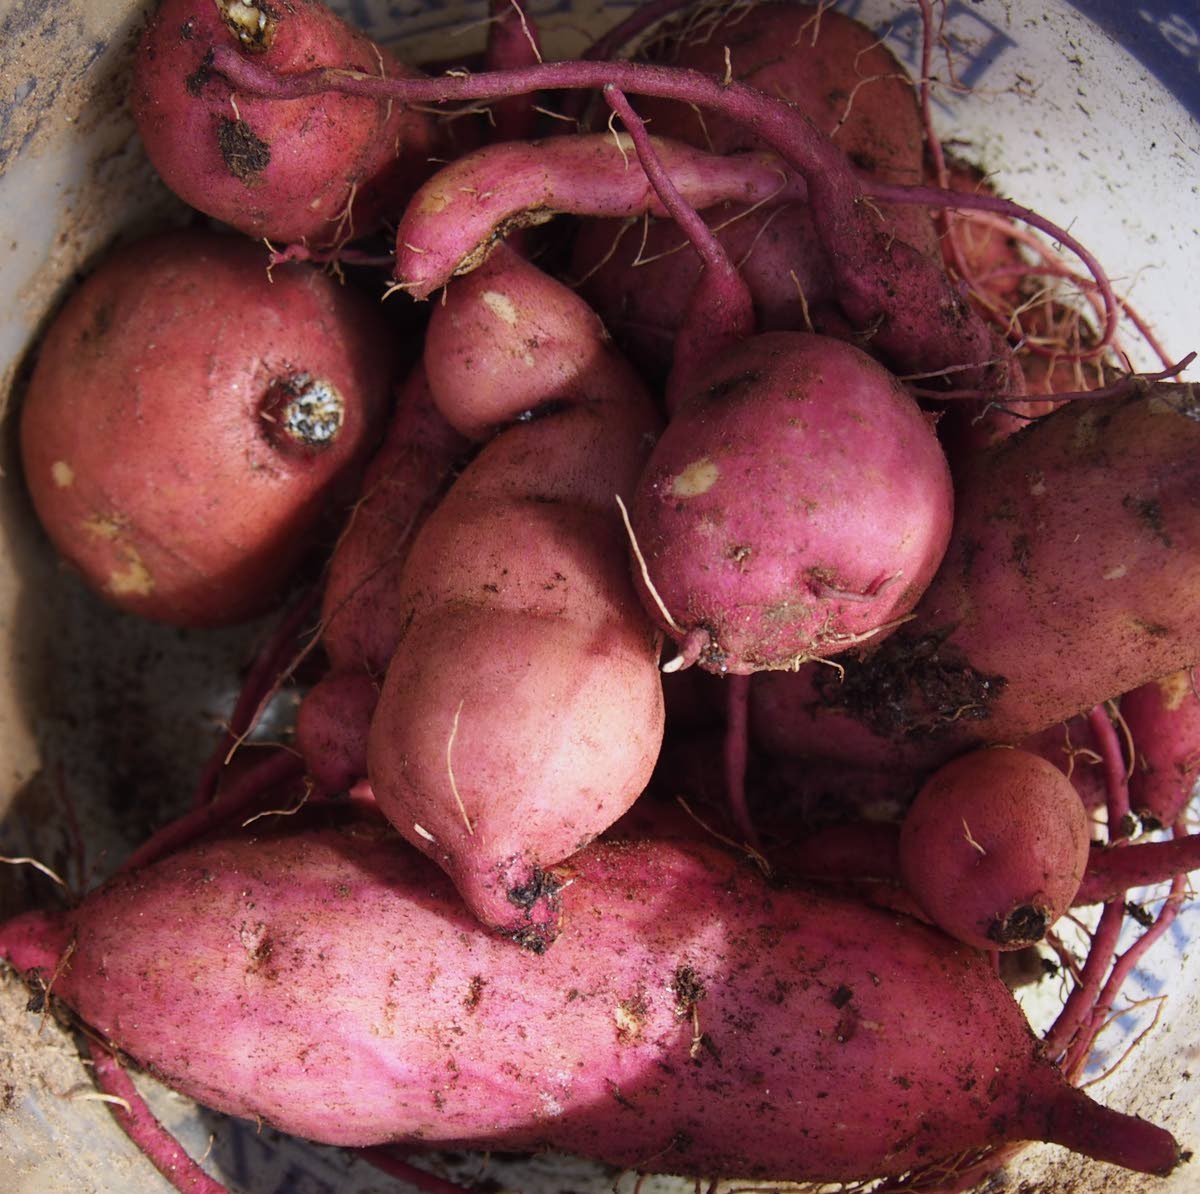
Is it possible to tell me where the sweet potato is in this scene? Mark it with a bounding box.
[366,247,665,947]
[132,0,437,246]
[1123,669,1200,828]
[628,331,954,673]
[19,228,391,627]
[898,747,1091,950]
[571,200,833,382]
[319,367,467,677]
[212,34,1014,398]
[633,2,937,258]
[0,808,1182,1184]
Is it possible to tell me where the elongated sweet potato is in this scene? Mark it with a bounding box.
[0,809,1181,1185]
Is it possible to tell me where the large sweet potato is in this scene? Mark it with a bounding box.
[367,247,665,947]
[753,384,1200,766]
[0,809,1180,1185]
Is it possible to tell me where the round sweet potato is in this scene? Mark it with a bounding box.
[20,228,392,627]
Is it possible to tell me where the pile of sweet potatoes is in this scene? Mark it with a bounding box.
[4,2,1199,1193]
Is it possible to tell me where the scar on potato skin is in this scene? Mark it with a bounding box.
[1122,494,1172,547]
[218,116,271,182]
[463,975,485,1012]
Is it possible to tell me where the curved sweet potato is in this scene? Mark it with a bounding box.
[367,247,665,947]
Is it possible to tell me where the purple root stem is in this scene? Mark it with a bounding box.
[1089,703,1134,842]
[723,674,761,851]
[1064,828,1191,1081]
[1076,831,1200,905]
[124,750,306,873]
[1039,1078,1181,1176]
[192,588,318,808]
[1042,898,1125,1060]
[84,1040,228,1194]
[558,0,698,123]
[602,86,754,409]
[206,50,1009,393]
[360,1147,477,1194]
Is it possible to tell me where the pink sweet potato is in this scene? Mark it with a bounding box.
[319,367,468,677]
[0,808,1181,1185]
[571,201,833,382]
[898,747,1091,950]
[1123,669,1200,828]
[19,228,391,627]
[132,0,437,246]
[634,1,938,259]
[367,248,665,947]
[628,331,954,673]
[766,384,1200,766]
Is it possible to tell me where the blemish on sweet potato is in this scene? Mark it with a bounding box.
[813,629,1006,737]
[1122,494,1172,547]
[218,0,278,54]
[614,994,649,1043]
[185,49,213,96]
[671,965,706,1017]
[217,116,270,182]
[463,975,485,1012]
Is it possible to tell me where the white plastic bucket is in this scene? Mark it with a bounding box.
[1,2,1198,1191]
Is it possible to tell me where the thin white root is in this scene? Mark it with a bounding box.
[447,699,474,836]
[0,855,66,888]
[614,494,684,634]
[962,818,987,856]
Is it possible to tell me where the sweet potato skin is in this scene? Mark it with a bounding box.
[756,385,1200,765]
[3,809,1179,1182]
[19,229,391,626]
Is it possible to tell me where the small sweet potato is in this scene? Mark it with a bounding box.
[132,0,437,246]
[898,747,1091,950]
